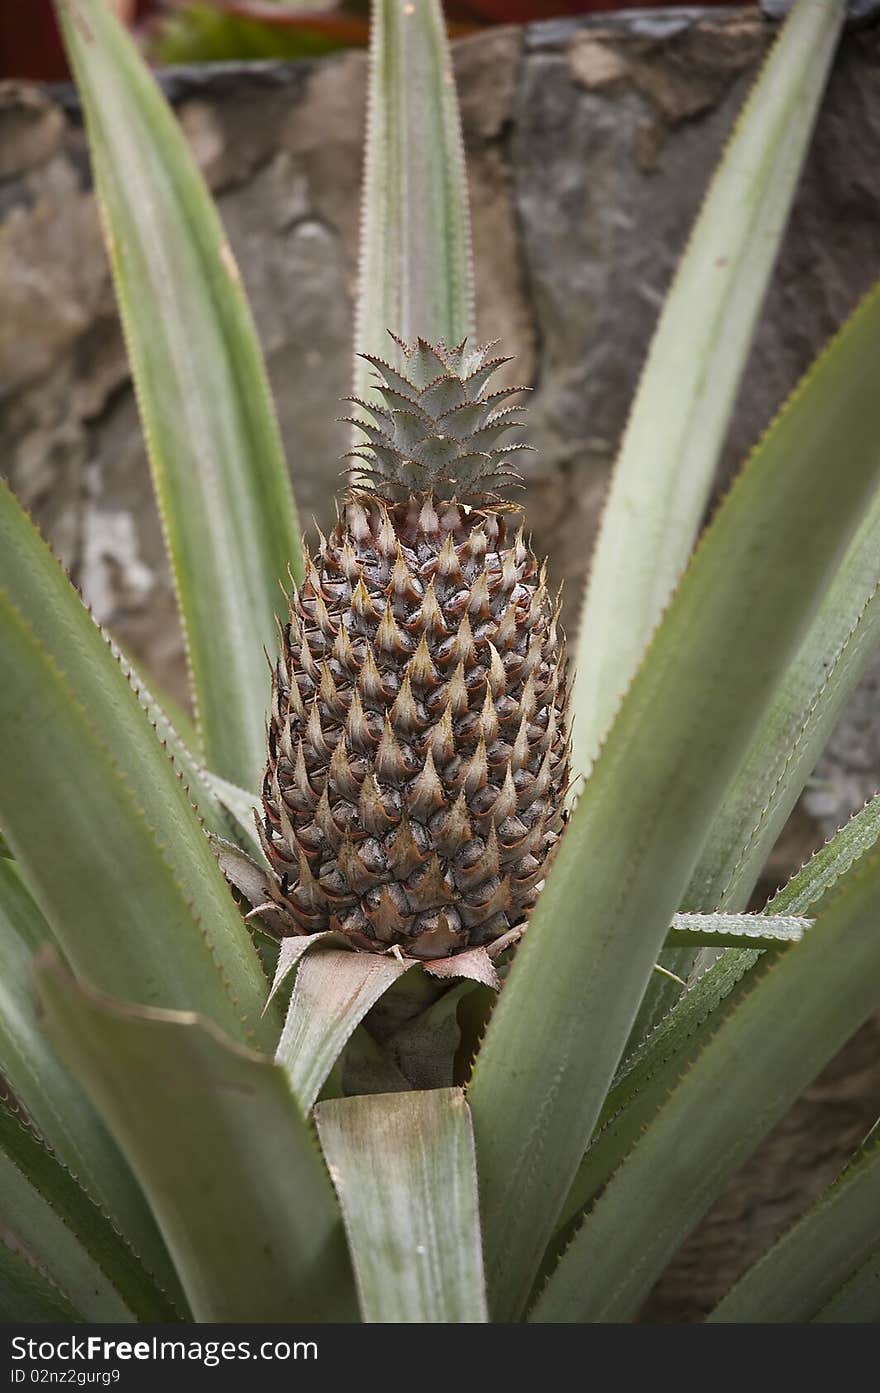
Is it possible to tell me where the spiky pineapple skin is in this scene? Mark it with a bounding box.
[260,492,568,958]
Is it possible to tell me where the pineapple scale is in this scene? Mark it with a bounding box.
[261,494,569,958]
[260,338,569,959]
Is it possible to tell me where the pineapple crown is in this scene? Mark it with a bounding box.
[345,334,532,501]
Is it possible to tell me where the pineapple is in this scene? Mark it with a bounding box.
[259,336,570,961]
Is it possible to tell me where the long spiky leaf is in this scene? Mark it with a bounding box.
[354,0,474,417]
[0,482,275,1049]
[708,1125,880,1322]
[531,838,880,1322]
[54,0,302,791]
[570,0,846,780]
[636,468,880,1042]
[469,283,880,1321]
[552,791,880,1242]
[0,858,179,1296]
[36,949,357,1323]
[0,1103,179,1323]
[315,1089,487,1323]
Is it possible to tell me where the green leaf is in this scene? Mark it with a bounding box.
[0,1103,178,1322]
[55,0,301,792]
[709,1129,880,1322]
[153,3,357,66]
[381,977,489,1090]
[340,1024,412,1097]
[664,912,810,950]
[36,947,357,1323]
[201,770,264,862]
[0,1241,81,1323]
[315,1088,487,1323]
[277,946,413,1112]
[634,290,880,1040]
[619,905,812,1055]
[549,955,757,1254]
[0,483,275,1048]
[554,792,880,1241]
[646,542,880,1031]
[639,586,880,1030]
[354,0,473,410]
[468,284,880,1321]
[770,797,880,919]
[531,841,880,1322]
[684,471,880,916]
[813,1245,880,1322]
[0,858,178,1295]
[113,645,253,854]
[570,0,845,780]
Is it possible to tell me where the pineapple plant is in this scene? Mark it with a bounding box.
[0,0,879,1327]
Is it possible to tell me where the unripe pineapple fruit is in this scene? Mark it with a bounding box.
[259,337,569,960]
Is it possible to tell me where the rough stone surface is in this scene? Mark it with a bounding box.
[806,650,880,834]
[763,0,880,25]
[2,10,880,1317]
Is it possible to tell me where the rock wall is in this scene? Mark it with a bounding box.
[2,8,880,1318]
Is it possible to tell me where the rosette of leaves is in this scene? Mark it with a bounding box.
[1,0,879,1324]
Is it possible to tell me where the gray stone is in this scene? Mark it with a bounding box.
[762,0,880,25]
[0,84,64,181]
[806,647,880,834]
